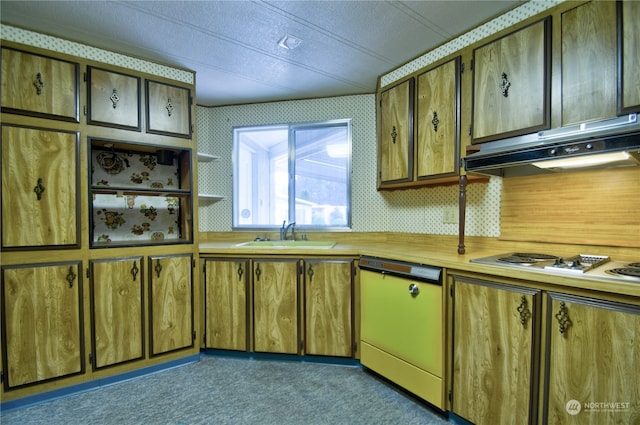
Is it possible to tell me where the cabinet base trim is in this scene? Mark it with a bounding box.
[1,355,199,413]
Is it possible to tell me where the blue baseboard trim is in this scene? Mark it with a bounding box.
[201,349,362,367]
[447,412,474,425]
[0,354,200,413]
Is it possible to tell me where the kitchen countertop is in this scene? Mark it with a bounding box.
[199,235,640,299]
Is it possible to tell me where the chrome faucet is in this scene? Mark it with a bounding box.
[280,220,296,240]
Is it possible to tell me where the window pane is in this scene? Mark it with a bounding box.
[293,124,349,226]
[233,121,351,229]
[234,126,288,226]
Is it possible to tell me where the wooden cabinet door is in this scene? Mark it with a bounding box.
[304,259,353,357]
[204,258,248,351]
[378,78,414,185]
[148,254,193,356]
[90,257,144,369]
[253,259,299,354]
[619,0,640,114]
[562,1,617,126]
[87,66,141,130]
[416,57,460,179]
[146,80,191,138]
[1,262,84,389]
[452,276,540,425]
[1,125,79,249]
[472,18,550,142]
[544,293,640,425]
[0,47,79,122]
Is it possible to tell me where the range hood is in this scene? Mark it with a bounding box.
[464,114,640,177]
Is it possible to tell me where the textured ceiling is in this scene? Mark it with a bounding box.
[1,1,521,107]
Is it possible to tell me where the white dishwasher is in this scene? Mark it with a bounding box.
[359,256,444,409]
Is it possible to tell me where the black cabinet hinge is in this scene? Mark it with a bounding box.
[461,62,465,73]
[450,281,454,298]
[470,59,474,71]
[83,72,87,82]
[0,371,3,383]
[449,389,453,403]
[193,331,197,342]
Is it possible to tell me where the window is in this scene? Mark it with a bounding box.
[233,120,351,230]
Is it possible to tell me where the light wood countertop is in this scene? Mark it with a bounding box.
[200,233,640,299]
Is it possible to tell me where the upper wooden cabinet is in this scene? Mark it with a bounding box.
[378,78,414,186]
[416,56,460,179]
[146,79,192,138]
[619,0,640,114]
[561,1,617,126]
[472,18,551,143]
[0,47,79,122]
[87,66,141,131]
[1,124,80,249]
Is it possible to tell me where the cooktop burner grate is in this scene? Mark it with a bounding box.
[498,253,558,265]
[607,268,640,278]
[628,263,640,268]
[512,253,559,260]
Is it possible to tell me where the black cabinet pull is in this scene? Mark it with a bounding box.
[154,259,162,278]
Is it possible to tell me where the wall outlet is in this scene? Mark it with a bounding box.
[443,206,458,224]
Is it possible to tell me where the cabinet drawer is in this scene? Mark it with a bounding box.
[1,47,79,122]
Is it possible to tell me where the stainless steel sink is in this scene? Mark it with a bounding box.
[234,240,336,249]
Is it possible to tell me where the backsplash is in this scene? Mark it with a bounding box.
[196,97,501,237]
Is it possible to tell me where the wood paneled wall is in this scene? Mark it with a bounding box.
[501,167,640,248]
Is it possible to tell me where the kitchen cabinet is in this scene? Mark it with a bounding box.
[472,18,550,143]
[1,261,84,390]
[543,292,640,425]
[561,1,618,126]
[303,259,353,357]
[252,259,300,354]
[619,0,640,114]
[89,138,193,247]
[0,46,79,122]
[1,124,80,249]
[378,78,414,186]
[204,258,249,351]
[416,56,460,179]
[89,257,144,369]
[87,66,141,131]
[451,275,541,425]
[148,254,194,356]
[146,79,192,138]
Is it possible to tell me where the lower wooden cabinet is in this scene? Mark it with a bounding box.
[253,259,300,354]
[452,275,541,425]
[544,292,640,425]
[451,273,640,425]
[303,259,354,357]
[203,256,355,358]
[149,254,194,356]
[89,257,144,369]
[1,261,84,390]
[203,258,249,351]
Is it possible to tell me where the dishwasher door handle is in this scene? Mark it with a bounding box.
[408,283,420,296]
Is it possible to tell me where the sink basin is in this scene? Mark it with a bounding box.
[234,240,336,249]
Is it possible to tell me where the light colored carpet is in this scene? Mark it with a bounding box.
[1,355,450,425]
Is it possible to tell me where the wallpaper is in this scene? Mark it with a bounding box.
[196,98,501,237]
